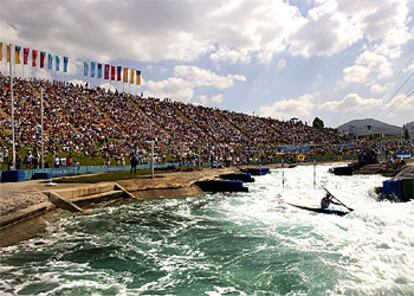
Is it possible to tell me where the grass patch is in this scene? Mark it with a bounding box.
[55,169,177,183]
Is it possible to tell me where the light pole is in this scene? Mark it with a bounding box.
[9,53,16,170]
[40,88,45,169]
[198,144,202,170]
[145,140,155,179]
[151,140,154,179]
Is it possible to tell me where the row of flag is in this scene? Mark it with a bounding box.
[0,42,69,72]
[1,41,142,86]
[83,61,141,85]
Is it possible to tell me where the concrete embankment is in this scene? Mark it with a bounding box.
[0,167,238,247]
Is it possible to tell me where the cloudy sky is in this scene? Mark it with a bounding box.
[1,0,413,127]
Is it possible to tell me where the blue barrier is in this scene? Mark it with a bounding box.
[1,170,26,182]
[1,162,179,182]
[383,179,403,199]
[220,173,255,183]
[32,173,52,180]
[196,180,248,193]
[241,168,270,176]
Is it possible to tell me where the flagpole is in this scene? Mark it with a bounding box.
[40,88,45,169]
[10,49,16,170]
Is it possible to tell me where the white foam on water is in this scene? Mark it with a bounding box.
[1,164,413,295]
[212,164,414,294]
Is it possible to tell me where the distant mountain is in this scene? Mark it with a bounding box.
[404,121,414,137]
[337,118,403,136]
[405,121,414,130]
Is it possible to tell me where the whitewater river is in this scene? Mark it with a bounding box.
[1,164,414,295]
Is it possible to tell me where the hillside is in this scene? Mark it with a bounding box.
[405,121,414,130]
[337,118,402,136]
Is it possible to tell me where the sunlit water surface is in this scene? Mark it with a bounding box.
[1,164,414,295]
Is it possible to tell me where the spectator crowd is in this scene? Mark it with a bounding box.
[3,72,409,169]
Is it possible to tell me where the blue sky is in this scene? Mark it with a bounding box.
[1,0,413,127]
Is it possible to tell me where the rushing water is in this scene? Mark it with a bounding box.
[1,164,414,295]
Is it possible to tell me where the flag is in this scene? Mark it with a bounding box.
[111,65,115,81]
[0,42,3,61]
[117,66,122,81]
[32,49,38,67]
[123,67,128,83]
[6,44,12,63]
[23,48,30,65]
[15,45,21,64]
[40,51,46,68]
[47,53,53,70]
[97,63,102,79]
[55,55,60,71]
[130,68,135,84]
[63,56,69,72]
[83,61,89,77]
[136,70,141,85]
[90,62,96,78]
[104,64,110,80]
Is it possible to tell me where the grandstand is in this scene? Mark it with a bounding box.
[0,72,341,167]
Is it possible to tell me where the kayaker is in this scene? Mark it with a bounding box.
[320,193,340,209]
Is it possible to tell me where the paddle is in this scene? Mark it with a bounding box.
[323,186,354,212]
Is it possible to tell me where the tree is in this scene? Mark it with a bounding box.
[312,117,325,130]
[403,125,410,140]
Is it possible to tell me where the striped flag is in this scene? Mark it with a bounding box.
[23,48,30,65]
[90,62,96,78]
[15,45,21,64]
[97,63,102,79]
[40,51,46,68]
[0,42,3,62]
[129,68,135,84]
[104,64,110,80]
[123,67,128,83]
[117,66,122,81]
[55,55,60,71]
[84,61,89,77]
[63,56,69,72]
[136,70,141,85]
[32,49,38,67]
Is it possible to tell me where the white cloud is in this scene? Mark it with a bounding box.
[144,66,243,102]
[174,65,246,89]
[338,0,412,87]
[195,93,224,105]
[370,84,386,94]
[145,78,193,102]
[259,94,315,120]
[210,47,250,64]
[196,95,209,105]
[289,0,363,57]
[342,65,370,84]
[211,94,224,103]
[321,93,383,111]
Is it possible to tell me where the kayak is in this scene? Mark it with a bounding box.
[288,203,350,216]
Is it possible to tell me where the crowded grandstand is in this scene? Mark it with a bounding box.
[0,72,349,168]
